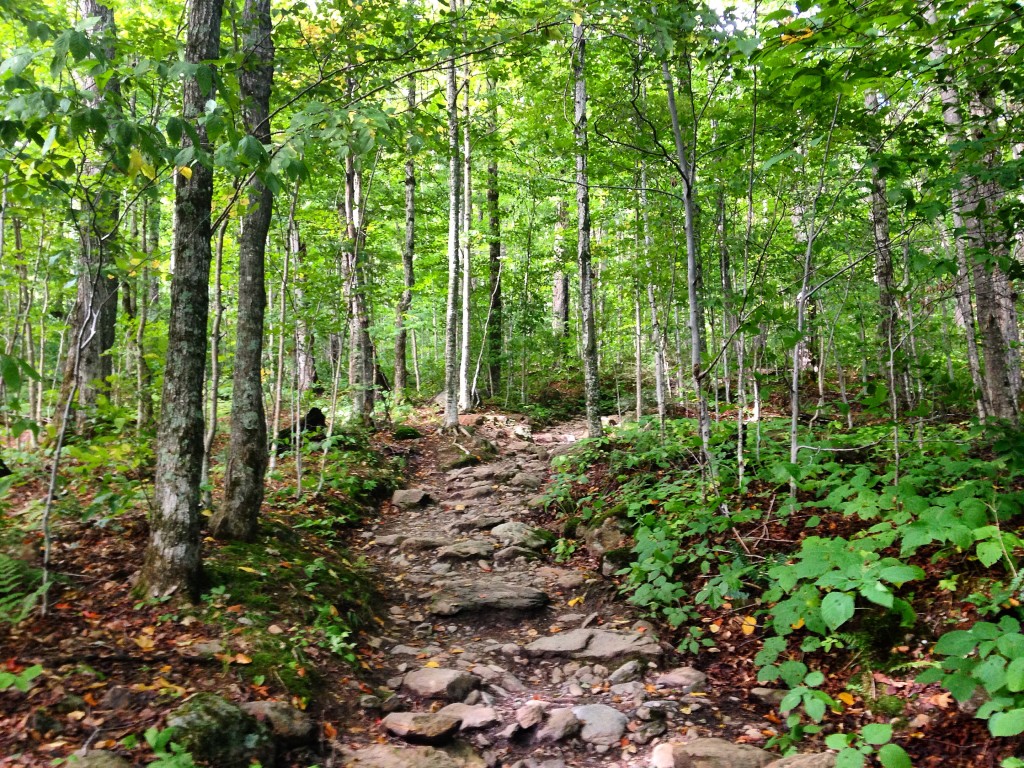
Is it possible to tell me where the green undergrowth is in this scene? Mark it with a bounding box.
[542,415,1024,763]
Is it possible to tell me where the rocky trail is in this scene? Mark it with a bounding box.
[335,412,834,768]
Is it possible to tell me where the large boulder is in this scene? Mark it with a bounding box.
[672,738,774,768]
[490,522,548,550]
[582,516,630,559]
[166,693,275,768]
[392,489,433,509]
[571,704,628,746]
[524,628,661,664]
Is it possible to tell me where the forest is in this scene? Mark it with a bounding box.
[1,0,1024,765]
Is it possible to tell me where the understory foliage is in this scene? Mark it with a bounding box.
[544,414,1024,765]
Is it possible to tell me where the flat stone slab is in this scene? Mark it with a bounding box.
[437,703,500,730]
[437,539,493,560]
[571,704,628,746]
[340,744,485,768]
[510,472,543,489]
[402,668,480,701]
[671,738,774,768]
[523,628,661,663]
[381,712,462,744]
[452,515,506,532]
[392,489,433,508]
[429,579,549,616]
[655,667,707,693]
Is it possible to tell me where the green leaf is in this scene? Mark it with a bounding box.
[803,694,826,722]
[879,564,924,585]
[990,709,1024,737]
[977,540,1004,568]
[862,723,893,745]
[195,64,214,97]
[934,630,977,656]
[835,748,866,768]
[821,591,855,631]
[878,743,912,768]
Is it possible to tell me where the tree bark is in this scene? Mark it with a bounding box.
[459,56,473,410]
[210,0,272,541]
[486,77,502,397]
[139,0,224,599]
[442,1,460,430]
[552,201,569,338]
[69,0,121,432]
[394,75,416,403]
[573,21,602,439]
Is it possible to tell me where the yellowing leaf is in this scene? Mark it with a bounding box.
[741,616,757,635]
[567,596,584,607]
[237,566,261,574]
[234,654,252,664]
[425,660,440,668]
[790,617,805,630]
[837,692,855,706]
[572,12,583,24]
[781,28,813,44]
[177,165,193,180]
[133,635,156,651]
[127,148,143,178]
[141,162,156,180]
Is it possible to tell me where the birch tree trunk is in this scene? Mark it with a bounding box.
[442,1,461,430]
[573,21,602,439]
[210,0,272,541]
[458,58,473,410]
[139,0,224,598]
[486,76,502,396]
[552,200,569,338]
[394,75,416,403]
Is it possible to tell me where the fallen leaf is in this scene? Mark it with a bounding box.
[425,661,440,668]
[323,722,338,739]
[740,616,757,635]
[837,692,855,706]
[133,635,156,651]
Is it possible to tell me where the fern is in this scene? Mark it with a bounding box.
[0,553,44,625]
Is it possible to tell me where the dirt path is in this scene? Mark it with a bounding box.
[334,413,810,768]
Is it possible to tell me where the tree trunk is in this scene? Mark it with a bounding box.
[394,75,416,403]
[139,0,224,599]
[486,77,502,396]
[864,90,904,411]
[69,0,121,432]
[663,62,711,470]
[552,199,569,338]
[442,2,460,430]
[459,57,473,410]
[210,0,272,541]
[573,21,602,439]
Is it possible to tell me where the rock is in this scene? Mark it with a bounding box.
[765,755,836,768]
[632,718,667,745]
[656,667,707,693]
[166,693,274,768]
[750,687,786,706]
[607,659,642,684]
[509,472,543,489]
[394,426,423,440]
[402,536,449,552]
[674,738,774,768]
[381,712,462,744]
[359,695,382,710]
[341,744,485,768]
[67,751,132,768]
[438,539,494,560]
[376,534,408,547]
[491,522,547,550]
[393,489,433,508]
[536,707,581,743]
[582,516,629,559]
[515,700,549,728]
[609,681,647,701]
[494,546,538,563]
[460,484,495,499]
[650,742,694,768]
[239,700,314,744]
[438,703,500,730]
[524,628,661,663]
[571,704,628,746]
[453,516,505,532]
[429,579,549,616]
[403,668,481,701]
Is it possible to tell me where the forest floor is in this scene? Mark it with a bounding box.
[0,406,810,768]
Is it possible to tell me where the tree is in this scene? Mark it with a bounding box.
[138,0,225,598]
[210,0,273,541]
[573,19,601,439]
